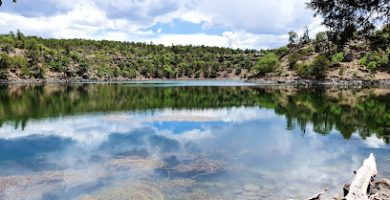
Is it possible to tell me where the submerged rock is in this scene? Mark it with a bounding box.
[243,184,260,192]
[79,181,165,200]
[175,158,224,175]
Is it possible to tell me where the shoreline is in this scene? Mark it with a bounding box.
[2,78,390,87]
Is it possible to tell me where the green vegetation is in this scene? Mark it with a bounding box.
[307,0,390,45]
[296,55,331,79]
[359,51,389,71]
[0,32,263,80]
[331,52,344,64]
[252,52,280,76]
[1,0,390,81]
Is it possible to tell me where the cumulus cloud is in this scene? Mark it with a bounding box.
[0,0,320,49]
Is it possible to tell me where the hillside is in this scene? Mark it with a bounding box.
[0,32,260,82]
[0,27,389,83]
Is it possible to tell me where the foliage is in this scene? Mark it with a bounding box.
[274,46,290,58]
[296,55,331,79]
[368,24,390,51]
[359,51,389,71]
[287,52,301,69]
[314,31,335,54]
[307,0,390,45]
[0,31,260,80]
[252,52,280,76]
[331,52,344,63]
[0,53,10,79]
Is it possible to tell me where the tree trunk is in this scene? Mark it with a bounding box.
[345,153,377,200]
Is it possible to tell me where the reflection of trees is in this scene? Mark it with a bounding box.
[270,87,390,143]
[0,84,389,143]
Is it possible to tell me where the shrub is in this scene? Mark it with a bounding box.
[359,51,389,71]
[77,60,89,76]
[235,67,242,75]
[301,47,315,56]
[226,68,233,74]
[310,55,331,78]
[122,68,137,79]
[0,53,10,79]
[288,52,301,68]
[296,63,311,78]
[314,32,331,53]
[331,52,344,63]
[97,64,112,78]
[274,46,289,57]
[296,55,331,79]
[194,71,200,78]
[163,65,176,78]
[252,52,280,76]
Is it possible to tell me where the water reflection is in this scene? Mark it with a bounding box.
[0,83,390,199]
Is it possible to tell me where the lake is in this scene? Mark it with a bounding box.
[0,81,389,200]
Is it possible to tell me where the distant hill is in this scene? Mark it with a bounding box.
[0,27,389,83]
[0,32,261,82]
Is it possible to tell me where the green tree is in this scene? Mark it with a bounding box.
[307,0,390,45]
[252,52,280,76]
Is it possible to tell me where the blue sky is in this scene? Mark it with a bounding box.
[0,0,324,49]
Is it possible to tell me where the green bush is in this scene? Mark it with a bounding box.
[77,60,89,76]
[331,52,344,63]
[274,46,289,57]
[296,55,331,79]
[296,63,311,78]
[226,68,233,74]
[311,55,331,78]
[121,68,137,79]
[359,51,389,71]
[235,67,242,75]
[300,47,315,56]
[163,65,176,78]
[97,64,112,78]
[288,52,301,68]
[252,52,280,75]
[0,53,10,79]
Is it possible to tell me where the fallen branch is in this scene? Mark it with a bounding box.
[306,188,328,200]
[345,153,377,200]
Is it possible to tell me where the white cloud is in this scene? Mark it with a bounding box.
[187,0,314,34]
[144,107,276,123]
[149,33,228,47]
[0,115,143,146]
[362,135,386,148]
[148,31,289,49]
[0,0,320,49]
[159,128,214,142]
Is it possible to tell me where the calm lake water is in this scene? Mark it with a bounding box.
[0,81,390,200]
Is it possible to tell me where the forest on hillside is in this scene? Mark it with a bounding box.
[0,33,266,80]
[0,0,389,81]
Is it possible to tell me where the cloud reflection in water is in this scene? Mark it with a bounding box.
[0,107,389,199]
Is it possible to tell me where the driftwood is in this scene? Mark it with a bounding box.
[311,153,390,200]
[306,188,328,200]
[345,153,377,200]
